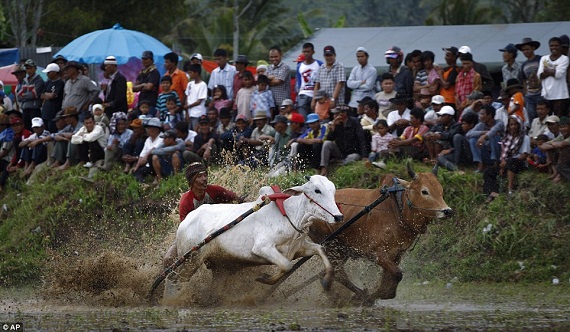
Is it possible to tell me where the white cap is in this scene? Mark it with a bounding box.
[42,63,60,73]
[437,105,455,116]
[191,53,203,61]
[31,117,44,128]
[458,45,471,54]
[356,46,368,54]
[92,104,104,113]
[104,56,117,65]
[431,95,445,105]
[546,115,560,123]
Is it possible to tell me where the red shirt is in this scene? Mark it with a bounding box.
[179,185,239,222]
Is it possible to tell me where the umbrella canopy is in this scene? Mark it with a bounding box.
[0,64,48,87]
[54,23,172,65]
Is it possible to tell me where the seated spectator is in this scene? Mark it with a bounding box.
[388,107,430,160]
[249,75,274,119]
[290,113,327,170]
[386,91,411,136]
[415,88,433,111]
[206,108,221,132]
[215,107,234,137]
[267,115,291,169]
[132,118,164,182]
[424,105,460,164]
[279,99,296,120]
[539,116,570,182]
[437,112,479,171]
[151,130,185,183]
[423,94,445,127]
[483,115,530,202]
[220,114,252,164]
[122,118,148,174]
[355,96,372,120]
[367,119,394,169]
[545,115,562,140]
[55,107,83,170]
[100,115,133,171]
[239,110,275,167]
[527,134,550,172]
[7,117,31,173]
[320,106,366,176]
[458,90,484,122]
[0,114,15,192]
[494,89,510,127]
[528,100,551,146]
[375,73,397,119]
[174,121,197,164]
[467,105,504,172]
[361,99,380,133]
[314,89,332,122]
[186,115,218,165]
[71,113,106,168]
[18,117,50,177]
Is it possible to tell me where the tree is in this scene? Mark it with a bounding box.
[424,0,503,25]
[1,0,44,47]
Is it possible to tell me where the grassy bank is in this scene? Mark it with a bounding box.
[0,161,568,287]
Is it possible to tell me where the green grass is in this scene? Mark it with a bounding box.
[0,160,569,286]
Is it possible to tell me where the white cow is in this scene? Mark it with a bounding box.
[173,175,343,291]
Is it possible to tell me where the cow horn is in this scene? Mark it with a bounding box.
[432,164,439,176]
[407,162,417,180]
[305,175,311,181]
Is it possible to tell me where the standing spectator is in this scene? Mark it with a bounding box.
[163,52,188,105]
[101,56,128,119]
[41,63,64,133]
[516,38,542,122]
[208,49,236,100]
[209,85,232,114]
[437,47,459,109]
[0,114,15,192]
[133,51,161,116]
[384,46,413,97]
[483,115,530,202]
[250,75,275,119]
[233,70,255,121]
[232,55,250,99]
[537,37,569,117]
[504,78,526,123]
[156,76,181,123]
[296,43,322,117]
[61,61,100,120]
[458,46,494,92]
[347,47,377,112]
[499,43,522,86]
[184,64,207,130]
[375,73,397,119]
[10,65,26,112]
[51,55,67,71]
[319,106,366,176]
[312,46,346,110]
[455,53,482,113]
[414,51,441,96]
[0,81,13,112]
[267,46,291,116]
[19,59,46,131]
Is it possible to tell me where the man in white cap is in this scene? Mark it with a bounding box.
[347,47,377,114]
[458,45,494,92]
[102,55,128,118]
[41,63,64,133]
[18,117,50,177]
[424,105,461,163]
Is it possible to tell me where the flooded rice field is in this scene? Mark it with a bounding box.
[1,255,569,331]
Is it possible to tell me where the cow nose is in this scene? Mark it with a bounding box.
[443,209,454,218]
[334,214,344,222]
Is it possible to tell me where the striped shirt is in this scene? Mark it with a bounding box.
[267,61,291,107]
[156,91,181,122]
[208,64,237,99]
[316,61,346,105]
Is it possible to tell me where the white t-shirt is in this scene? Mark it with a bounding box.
[297,61,321,97]
[185,80,208,118]
[386,108,411,136]
[537,54,569,100]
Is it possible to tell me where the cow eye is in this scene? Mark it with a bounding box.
[314,189,321,194]
[421,189,429,195]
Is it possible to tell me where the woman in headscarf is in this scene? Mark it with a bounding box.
[483,115,530,203]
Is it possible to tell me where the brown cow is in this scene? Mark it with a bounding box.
[309,163,452,304]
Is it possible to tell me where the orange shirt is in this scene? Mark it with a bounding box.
[508,92,525,122]
[440,66,456,104]
[164,68,189,104]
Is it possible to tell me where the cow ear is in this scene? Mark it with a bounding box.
[406,161,418,180]
[284,186,303,196]
[397,178,411,188]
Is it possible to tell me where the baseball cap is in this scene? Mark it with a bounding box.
[142,50,154,59]
[24,59,37,67]
[191,53,203,61]
[270,115,288,125]
[198,115,209,124]
[323,45,336,55]
[431,95,445,105]
[306,113,320,124]
[42,63,60,73]
[499,43,518,55]
[436,106,455,116]
[467,91,484,100]
[161,130,177,139]
[294,54,305,62]
[281,99,294,108]
[458,45,471,54]
[442,46,458,56]
[144,117,162,128]
[235,114,248,122]
[546,115,560,124]
[289,113,305,124]
[31,117,44,128]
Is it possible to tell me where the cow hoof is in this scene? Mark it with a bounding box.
[255,273,273,285]
[321,272,334,291]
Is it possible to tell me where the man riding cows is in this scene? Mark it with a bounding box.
[163,162,240,267]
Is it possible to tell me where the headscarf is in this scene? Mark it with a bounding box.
[501,115,525,159]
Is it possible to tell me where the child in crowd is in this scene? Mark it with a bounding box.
[250,75,275,119]
[92,103,110,138]
[256,64,268,82]
[527,134,549,172]
[128,100,151,122]
[156,76,181,123]
[314,89,332,122]
[233,71,255,122]
[367,119,394,169]
[505,79,525,123]
[209,85,232,114]
[375,73,397,119]
[164,97,182,130]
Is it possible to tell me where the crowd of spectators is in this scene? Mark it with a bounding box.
[1,36,569,202]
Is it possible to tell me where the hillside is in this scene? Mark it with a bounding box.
[0,162,568,288]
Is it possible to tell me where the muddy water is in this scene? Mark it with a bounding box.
[1,257,569,331]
